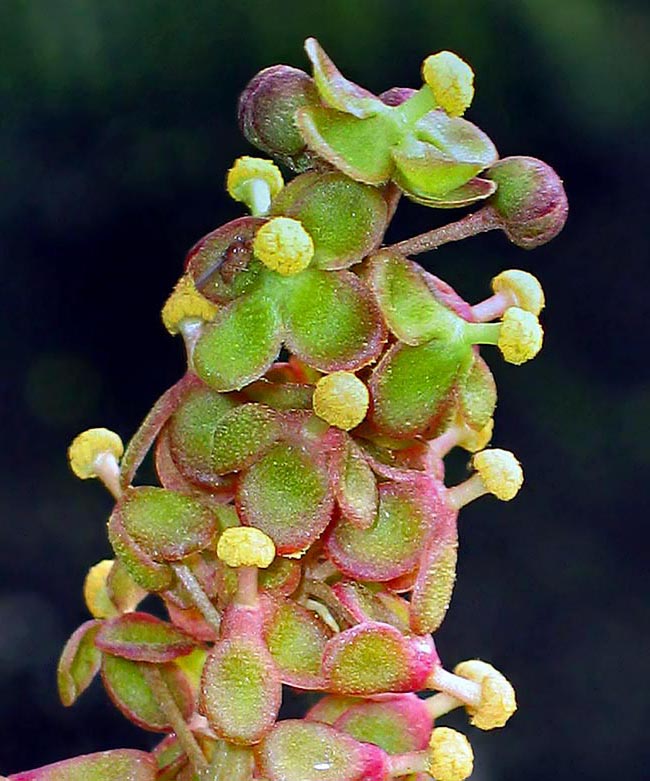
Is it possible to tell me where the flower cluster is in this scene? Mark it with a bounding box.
[7,38,567,781]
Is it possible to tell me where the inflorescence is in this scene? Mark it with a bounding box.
[7,38,567,781]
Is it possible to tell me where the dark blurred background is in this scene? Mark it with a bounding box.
[1,0,648,778]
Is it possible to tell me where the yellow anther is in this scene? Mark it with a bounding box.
[498,307,543,365]
[161,275,218,335]
[253,217,314,276]
[217,527,276,569]
[426,727,474,781]
[313,371,370,430]
[459,419,494,453]
[492,270,545,316]
[422,51,474,117]
[68,428,124,480]
[472,448,523,501]
[84,559,117,619]
[226,156,284,203]
[454,660,517,730]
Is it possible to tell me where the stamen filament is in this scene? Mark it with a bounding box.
[388,750,429,777]
[427,665,482,707]
[236,565,260,608]
[246,178,272,216]
[141,664,208,774]
[463,320,501,346]
[470,291,511,322]
[445,474,488,510]
[94,452,123,500]
[425,691,464,719]
[172,563,222,633]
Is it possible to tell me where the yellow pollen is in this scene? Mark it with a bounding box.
[426,727,474,781]
[161,275,218,335]
[226,156,284,202]
[253,217,314,276]
[454,660,517,730]
[217,527,276,569]
[68,428,124,480]
[422,51,475,117]
[498,307,543,365]
[313,372,370,430]
[459,419,494,453]
[472,448,523,501]
[83,559,117,619]
[492,270,545,316]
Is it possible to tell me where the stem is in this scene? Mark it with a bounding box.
[446,474,487,510]
[384,206,500,257]
[173,563,222,633]
[471,291,510,322]
[426,665,481,707]
[141,665,208,774]
[425,691,463,719]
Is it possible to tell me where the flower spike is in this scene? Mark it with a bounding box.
[68,427,123,498]
[253,216,314,275]
[227,155,284,216]
[422,51,475,117]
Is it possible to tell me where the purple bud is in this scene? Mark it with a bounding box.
[238,65,320,170]
[486,156,568,248]
[379,87,417,107]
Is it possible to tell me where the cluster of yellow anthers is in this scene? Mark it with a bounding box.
[422,50,475,117]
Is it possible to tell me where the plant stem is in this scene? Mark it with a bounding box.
[173,563,222,633]
[384,206,501,256]
[141,664,208,775]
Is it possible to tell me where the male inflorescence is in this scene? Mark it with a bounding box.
[7,39,568,781]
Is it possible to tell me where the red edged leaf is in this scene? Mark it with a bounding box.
[282,269,386,373]
[271,171,388,270]
[243,379,314,411]
[95,613,198,663]
[304,38,382,119]
[200,636,281,744]
[184,216,265,304]
[258,719,389,781]
[334,439,378,530]
[116,487,217,561]
[330,582,409,633]
[457,353,497,431]
[323,622,439,695]
[211,404,282,475]
[325,478,436,581]
[120,374,201,489]
[101,657,194,732]
[106,560,147,614]
[305,694,360,724]
[152,735,188,779]
[237,441,334,555]
[7,750,156,781]
[108,511,173,592]
[404,176,496,208]
[167,385,237,487]
[410,505,459,635]
[165,600,218,644]
[334,693,433,753]
[57,620,102,706]
[264,599,331,689]
[155,429,236,504]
